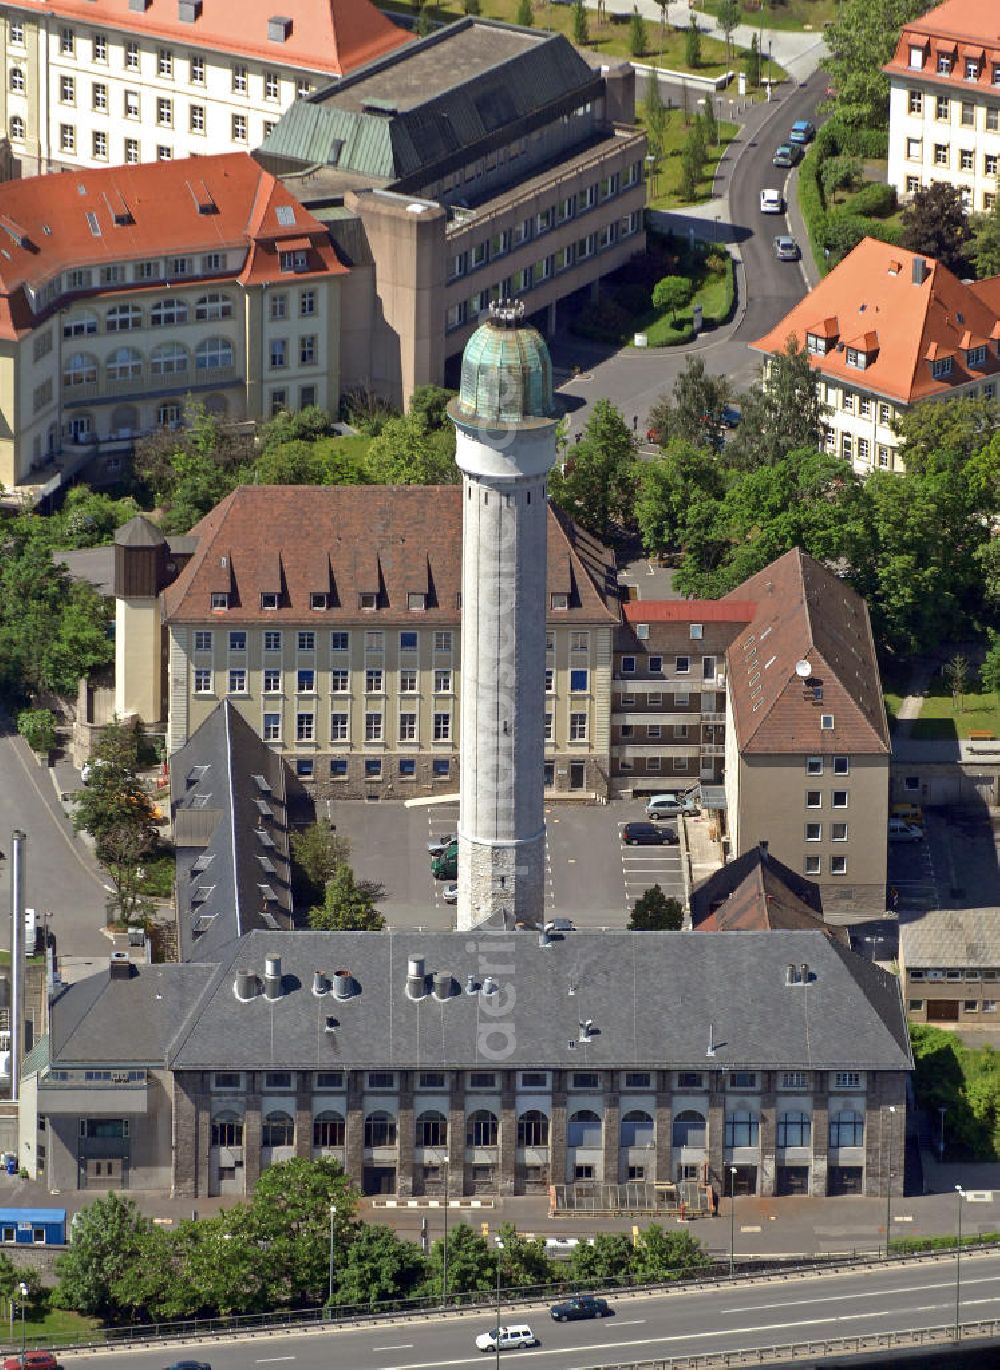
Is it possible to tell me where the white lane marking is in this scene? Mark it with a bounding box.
[256,1359,297,1364]
[612,1318,647,1326]
[373,1345,416,1351]
[723,1271,1000,1315]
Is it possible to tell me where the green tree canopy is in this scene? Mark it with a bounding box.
[53,1193,154,1319]
[290,822,352,906]
[495,1223,555,1288]
[17,708,57,756]
[900,181,972,275]
[822,0,927,129]
[248,1158,358,1306]
[727,337,824,470]
[424,1223,495,1298]
[685,15,701,69]
[632,1225,709,1280]
[364,414,457,486]
[567,1232,634,1286]
[629,6,647,58]
[572,0,589,46]
[970,198,1000,279]
[548,398,636,542]
[652,275,694,321]
[629,884,684,931]
[333,1223,428,1310]
[309,863,386,932]
[635,439,727,557]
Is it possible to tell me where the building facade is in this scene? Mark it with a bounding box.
[752,238,1000,477]
[22,929,911,1200]
[0,152,345,496]
[0,0,409,175]
[900,908,1000,1027]
[884,0,1000,213]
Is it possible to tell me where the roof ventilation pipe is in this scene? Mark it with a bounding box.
[433,971,454,1001]
[464,974,478,996]
[264,954,282,1001]
[332,969,356,1000]
[912,256,928,286]
[235,968,258,1001]
[406,956,427,999]
[538,927,551,949]
[312,971,328,997]
[800,963,810,984]
[785,963,799,987]
[482,975,498,996]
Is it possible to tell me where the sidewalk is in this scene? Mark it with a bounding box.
[894,660,937,740]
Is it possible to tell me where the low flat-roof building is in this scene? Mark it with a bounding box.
[900,907,1000,1027]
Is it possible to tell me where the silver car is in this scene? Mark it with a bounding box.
[774,235,800,262]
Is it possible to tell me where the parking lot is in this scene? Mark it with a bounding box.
[327,797,688,929]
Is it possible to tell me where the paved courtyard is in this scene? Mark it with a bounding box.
[327,797,688,930]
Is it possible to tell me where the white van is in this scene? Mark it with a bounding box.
[475,1324,538,1352]
[646,792,699,819]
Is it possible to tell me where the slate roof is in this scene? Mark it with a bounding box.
[171,701,295,962]
[723,548,889,756]
[691,843,847,942]
[161,486,620,626]
[900,908,1000,969]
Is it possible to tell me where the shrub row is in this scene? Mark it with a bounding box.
[797,122,897,274]
[889,1230,1000,1255]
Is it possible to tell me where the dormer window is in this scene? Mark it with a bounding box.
[967,344,986,368]
[806,332,830,355]
[279,247,309,273]
[550,592,569,611]
[931,356,953,379]
[310,592,327,610]
[937,51,953,75]
[260,591,279,610]
[965,59,980,80]
[908,45,925,70]
[359,591,377,611]
[845,347,867,370]
[210,592,229,610]
[407,592,426,611]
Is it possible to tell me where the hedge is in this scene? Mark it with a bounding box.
[797,125,898,275]
[797,147,828,272]
[847,182,897,218]
[889,1231,1000,1256]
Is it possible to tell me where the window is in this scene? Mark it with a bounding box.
[833,1071,861,1090]
[194,669,212,694]
[210,591,229,610]
[313,1112,345,1148]
[570,669,588,692]
[59,123,75,154]
[365,713,383,742]
[330,712,349,741]
[729,1071,757,1090]
[297,669,315,694]
[60,26,75,55]
[831,854,847,875]
[194,630,212,652]
[675,655,690,674]
[296,757,314,778]
[829,1110,864,1148]
[270,338,287,369]
[832,822,848,842]
[8,67,24,94]
[300,288,316,317]
[398,712,416,741]
[365,668,383,693]
[262,1111,294,1147]
[724,1111,759,1147]
[961,147,974,171]
[989,105,1000,130]
[330,758,348,777]
[672,1109,706,1147]
[9,115,24,140]
[805,823,822,842]
[820,714,835,731]
[106,347,141,381]
[232,113,247,142]
[157,47,173,77]
[649,656,663,673]
[934,142,949,167]
[196,293,232,321]
[781,1071,808,1089]
[331,632,349,652]
[832,790,848,809]
[300,335,317,366]
[677,1072,704,1089]
[434,631,452,653]
[211,1113,243,1147]
[433,713,451,742]
[961,100,975,126]
[364,1111,396,1147]
[228,669,247,695]
[805,855,821,875]
[196,336,233,371]
[270,293,287,321]
[9,19,24,43]
[567,1110,602,1147]
[907,90,923,114]
[467,1110,498,1146]
[833,756,849,776]
[232,63,248,93]
[263,713,281,741]
[331,670,349,693]
[151,298,188,327]
[517,1110,549,1146]
[806,790,821,809]
[418,1072,446,1089]
[264,70,280,100]
[106,304,142,333]
[521,1071,549,1088]
[296,712,315,742]
[621,1110,654,1147]
[777,1112,811,1147]
[621,656,635,674]
[569,712,588,741]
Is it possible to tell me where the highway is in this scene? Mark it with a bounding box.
[62,1251,1000,1369]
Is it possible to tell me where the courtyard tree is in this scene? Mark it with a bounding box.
[629,5,647,59]
[290,821,352,906]
[572,0,589,47]
[635,439,727,556]
[900,181,972,276]
[548,398,636,541]
[365,414,457,486]
[568,1231,633,1286]
[652,274,693,322]
[309,863,386,932]
[981,632,1000,706]
[493,1224,556,1288]
[944,654,970,713]
[17,708,57,757]
[516,0,533,25]
[685,16,701,70]
[970,197,1000,279]
[727,337,824,470]
[716,0,739,63]
[628,884,684,931]
[744,33,760,88]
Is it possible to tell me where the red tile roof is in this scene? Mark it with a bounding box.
[163,486,621,625]
[884,0,1000,95]
[722,548,889,757]
[752,238,1000,405]
[12,0,410,78]
[622,600,756,624]
[0,154,346,339]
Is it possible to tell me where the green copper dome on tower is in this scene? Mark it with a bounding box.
[454,302,555,425]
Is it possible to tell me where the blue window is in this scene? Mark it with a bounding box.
[365,758,382,778]
[297,669,315,692]
[432,759,450,776]
[329,758,347,776]
[229,631,247,651]
[331,632,349,651]
[399,758,416,776]
[400,631,418,650]
[295,758,314,778]
[570,669,588,692]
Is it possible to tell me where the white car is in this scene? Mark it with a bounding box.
[760,188,783,214]
[427,834,456,856]
[475,1325,537,1353]
[888,817,924,842]
[442,883,458,904]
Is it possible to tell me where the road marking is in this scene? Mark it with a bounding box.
[373,1345,416,1351]
[256,1358,297,1364]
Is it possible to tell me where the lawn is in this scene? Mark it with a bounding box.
[19,1300,101,1346]
[701,0,838,33]
[385,0,785,77]
[906,684,1000,741]
[645,111,740,210]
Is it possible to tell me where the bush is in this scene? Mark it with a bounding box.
[848,182,897,218]
[797,147,828,270]
[17,708,57,757]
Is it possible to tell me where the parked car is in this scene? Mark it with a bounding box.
[772,142,802,167]
[773,234,801,262]
[888,817,924,842]
[431,841,458,879]
[721,403,742,429]
[4,1355,60,1370]
[646,792,699,819]
[790,119,816,144]
[550,1294,613,1322]
[442,883,458,904]
[760,188,783,213]
[427,834,456,855]
[622,822,679,846]
[163,1362,212,1370]
[475,1325,538,1352]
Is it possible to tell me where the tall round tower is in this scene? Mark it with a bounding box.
[449,302,557,932]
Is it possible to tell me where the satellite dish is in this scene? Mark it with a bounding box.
[795,659,812,678]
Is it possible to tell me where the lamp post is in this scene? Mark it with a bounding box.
[955,1184,964,1341]
[442,1152,450,1308]
[885,1106,895,1258]
[327,1204,337,1310]
[728,1166,738,1279]
[495,1241,502,1370]
[17,1281,27,1367]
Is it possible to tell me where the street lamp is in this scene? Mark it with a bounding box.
[17,1281,27,1367]
[885,1106,896,1258]
[327,1204,337,1309]
[442,1152,450,1308]
[728,1166,738,1279]
[495,1241,503,1370]
[955,1184,965,1341]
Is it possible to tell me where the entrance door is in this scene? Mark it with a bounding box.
[776,1165,809,1196]
[731,1165,757,1196]
[363,1165,397,1195]
[569,762,585,790]
[927,999,960,1022]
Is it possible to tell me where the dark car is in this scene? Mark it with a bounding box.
[431,841,458,879]
[772,142,802,168]
[721,403,742,429]
[621,822,678,846]
[550,1294,613,1322]
[163,1361,212,1370]
[3,1355,60,1370]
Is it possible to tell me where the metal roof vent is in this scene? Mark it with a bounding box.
[578,1018,594,1043]
[406,956,428,999]
[109,951,133,980]
[433,971,455,1001]
[264,954,282,1002]
[312,971,329,997]
[332,969,356,1000]
[268,15,292,41]
[785,963,800,987]
[464,974,478,995]
[482,976,498,996]
[800,963,811,984]
[234,968,258,1002]
[538,928,551,949]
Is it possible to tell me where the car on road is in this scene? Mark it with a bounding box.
[760,188,783,214]
[646,792,699,819]
[475,1325,538,1352]
[4,1355,60,1370]
[427,834,456,855]
[622,822,679,846]
[772,142,802,168]
[431,841,458,879]
[163,1362,212,1370]
[888,818,924,843]
[549,1294,613,1322]
[773,234,801,262]
[790,119,816,144]
[442,883,458,904]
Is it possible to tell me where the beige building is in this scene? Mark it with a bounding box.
[884,0,1000,213]
[113,487,619,798]
[0,0,409,175]
[900,908,1000,1027]
[0,152,345,498]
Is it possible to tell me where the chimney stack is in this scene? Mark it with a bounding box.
[433,971,453,1001]
[912,256,928,286]
[264,954,283,1001]
[332,969,355,1000]
[786,963,799,987]
[406,956,427,999]
[312,971,328,997]
[235,968,257,1001]
[800,963,810,984]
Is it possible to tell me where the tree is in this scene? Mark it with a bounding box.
[248,1158,358,1306]
[970,199,1000,279]
[684,15,701,70]
[257,405,333,451]
[333,1223,427,1310]
[408,384,455,431]
[716,0,740,63]
[651,274,693,322]
[416,2,434,36]
[900,182,972,275]
[547,399,636,541]
[516,0,533,25]
[654,0,669,58]
[424,1223,495,1297]
[894,394,1000,478]
[290,822,351,906]
[668,354,732,449]
[632,1225,709,1280]
[629,6,647,59]
[17,708,56,756]
[494,1224,555,1288]
[70,719,159,923]
[629,884,684,931]
[463,0,481,12]
[53,1193,154,1319]
[822,0,928,131]
[568,1232,633,1287]
[944,654,970,713]
[54,486,141,549]
[744,33,760,88]
[0,1255,41,1312]
[820,155,862,203]
[679,143,700,202]
[981,631,1000,704]
[821,214,873,267]
[170,1208,271,1317]
[634,439,727,556]
[572,0,589,46]
[364,414,457,486]
[702,94,718,149]
[728,337,824,470]
[309,863,386,932]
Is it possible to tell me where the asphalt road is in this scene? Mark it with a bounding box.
[61,1251,1000,1370]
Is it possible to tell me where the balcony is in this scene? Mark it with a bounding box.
[63,365,241,407]
[613,744,701,760]
[702,711,725,725]
[38,1070,149,1115]
[614,711,701,727]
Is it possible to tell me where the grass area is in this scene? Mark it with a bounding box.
[385,0,786,77]
[906,683,1000,741]
[138,849,176,900]
[645,112,739,210]
[701,0,838,32]
[17,1296,101,1345]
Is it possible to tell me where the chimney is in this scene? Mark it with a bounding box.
[264,954,282,1001]
[758,840,769,858]
[109,950,133,980]
[406,956,427,999]
[800,963,810,984]
[785,963,799,987]
[482,975,498,996]
[538,927,551,949]
[235,968,258,1001]
[9,830,26,1104]
[464,974,478,996]
[312,971,328,997]
[332,969,355,1000]
[912,256,928,286]
[433,971,453,1001]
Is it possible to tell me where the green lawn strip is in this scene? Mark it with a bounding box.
[646,114,740,211]
[644,261,733,345]
[18,1303,102,1347]
[701,0,838,33]
[906,685,1000,741]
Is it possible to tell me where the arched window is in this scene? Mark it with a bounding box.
[196,336,233,371]
[724,1111,759,1148]
[150,298,189,327]
[313,1111,345,1148]
[261,1110,294,1147]
[195,292,233,321]
[9,116,25,142]
[829,1110,864,1148]
[211,1112,243,1147]
[672,1109,706,1148]
[110,404,139,437]
[364,1111,397,1147]
[567,1109,602,1148]
[416,1111,448,1148]
[621,1110,654,1148]
[777,1111,812,1148]
[150,342,188,376]
[63,312,97,339]
[106,303,142,332]
[466,1109,498,1146]
[517,1109,549,1146]
[106,346,142,381]
[63,352,98,387]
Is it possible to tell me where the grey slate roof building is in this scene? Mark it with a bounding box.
[900,907,1000,1028]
